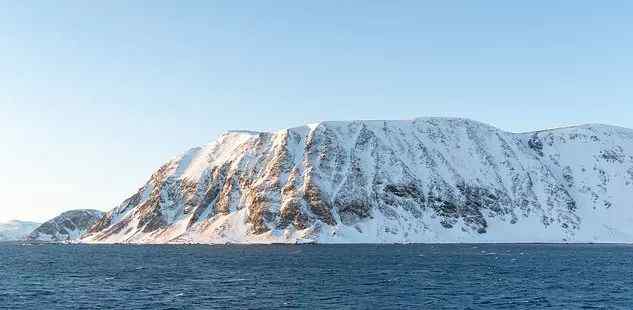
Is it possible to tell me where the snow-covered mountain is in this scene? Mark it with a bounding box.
[83,117,633,244]
[0,220,41,241]
[28,209,105,241]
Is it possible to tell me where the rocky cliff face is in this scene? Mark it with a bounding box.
[28,209,105,241]
[0,220,41,241]
[83,118,633,243]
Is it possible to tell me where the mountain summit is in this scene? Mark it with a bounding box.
[82,118,633,243]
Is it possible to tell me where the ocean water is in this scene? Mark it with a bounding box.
[1,243,632,309]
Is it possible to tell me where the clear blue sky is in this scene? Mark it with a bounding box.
[1,1,632,222]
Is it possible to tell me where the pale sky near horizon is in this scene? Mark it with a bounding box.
[1,1,632,222]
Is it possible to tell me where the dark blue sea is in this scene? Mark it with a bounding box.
[1,243,632,309]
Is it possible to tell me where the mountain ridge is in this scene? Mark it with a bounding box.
[82,117,633,244]
[28,209,105,241]
[228,117,633,136]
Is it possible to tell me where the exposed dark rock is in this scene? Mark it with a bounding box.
[528,134,544,157]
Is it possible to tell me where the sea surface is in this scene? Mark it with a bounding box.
[1,243,632,309]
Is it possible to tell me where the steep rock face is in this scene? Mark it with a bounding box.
[0,220,41,241]
[83,118,633,243]
[28,209,105,241]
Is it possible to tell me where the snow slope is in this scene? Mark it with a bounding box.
[28,209,105,241]
[83,118,633,244]
[0,220,41,241]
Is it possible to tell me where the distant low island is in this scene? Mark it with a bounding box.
[0,209,103,242]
